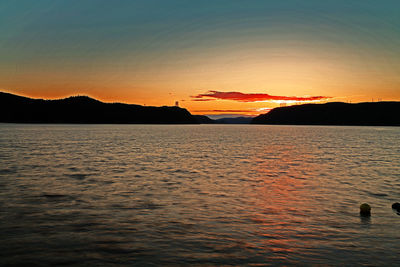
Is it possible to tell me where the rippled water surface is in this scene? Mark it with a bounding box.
[1,124,400,266]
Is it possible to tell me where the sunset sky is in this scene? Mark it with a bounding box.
[1,0,400,115]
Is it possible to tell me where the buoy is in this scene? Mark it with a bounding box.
[360,203,371,216]
[392,202,400,210]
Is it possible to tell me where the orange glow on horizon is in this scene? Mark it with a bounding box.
[2,41,399,116]
[3,86,399,117]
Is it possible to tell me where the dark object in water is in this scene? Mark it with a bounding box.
[360,203,371,216]
[392,202,400,210]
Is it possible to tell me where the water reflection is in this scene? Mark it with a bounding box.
[250,140,319,259]
[359,215,371,226]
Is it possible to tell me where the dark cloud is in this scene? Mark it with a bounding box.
[192,98,216,101]
[191,91,330,102]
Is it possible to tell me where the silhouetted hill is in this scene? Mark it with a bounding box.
[193,115,253,124]
[0,92,198,124]
[215,117,253,124]
[251,102,400,126]
[193,115,215,124]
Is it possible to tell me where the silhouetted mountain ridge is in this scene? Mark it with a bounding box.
[0,92,197,124]
[193,115,215,124]
[193,115,253,124]
[251,101,400,126]
[214,116,253,124]
[58,95,103,104]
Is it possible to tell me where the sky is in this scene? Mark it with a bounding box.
[1,0,400,115]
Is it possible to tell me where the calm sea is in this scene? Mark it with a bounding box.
[1,124,399,266]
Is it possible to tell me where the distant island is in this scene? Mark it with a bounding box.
[252,102,400,126]
[0,92,197,124]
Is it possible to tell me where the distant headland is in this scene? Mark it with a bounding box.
[0,92,197,124]
[251,102,400,126]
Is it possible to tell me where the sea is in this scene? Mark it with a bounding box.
[1,124,399,266]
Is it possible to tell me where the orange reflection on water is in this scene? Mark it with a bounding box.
[250,141,320,258]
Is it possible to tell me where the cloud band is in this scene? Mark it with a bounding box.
[191,91,330,102]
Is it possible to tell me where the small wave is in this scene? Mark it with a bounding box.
[367,192,389,197]
[0,168,17,174]
[40,193,77,202]
[112,168,127,173]
[135,201,163,210]
[71,222,104,230]
[42,193,67,198]
[66,173,89,180]
[172,169,185,173]
[95,245,137,255]
[101,180,114,184]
